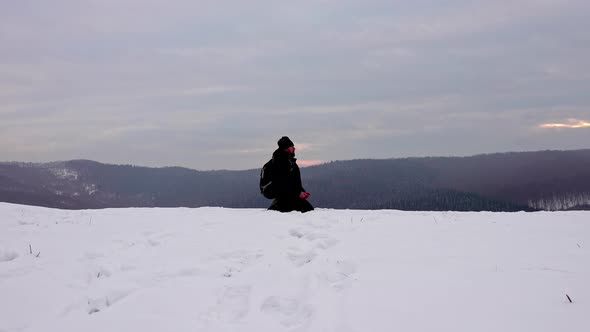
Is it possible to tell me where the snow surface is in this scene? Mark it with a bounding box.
[48,168,79,181]
[0,202,588,332]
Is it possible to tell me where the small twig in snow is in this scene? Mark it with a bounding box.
[433,216,439,224]
[577,244,581,248]
[566,294,573,303]
[35,251,40,258]
[29,244,32,254]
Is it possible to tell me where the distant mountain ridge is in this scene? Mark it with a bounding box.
[1,149,590,211]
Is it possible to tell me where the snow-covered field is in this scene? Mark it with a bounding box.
[1,203,588,332]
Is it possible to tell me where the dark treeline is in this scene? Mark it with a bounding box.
[1,149,590,211]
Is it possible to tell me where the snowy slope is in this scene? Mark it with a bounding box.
[0,203,588,332]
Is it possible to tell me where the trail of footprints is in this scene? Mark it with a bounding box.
[286,226,357,289]
[256,225,358,328]
[78,224,357,330]
[200,225,357,329]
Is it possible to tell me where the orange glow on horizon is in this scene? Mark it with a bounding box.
[298,160,324,167]
[539,119,590,129]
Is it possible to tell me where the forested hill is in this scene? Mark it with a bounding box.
[1,149,589,211]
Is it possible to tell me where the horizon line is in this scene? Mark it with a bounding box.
[1,147,589,172]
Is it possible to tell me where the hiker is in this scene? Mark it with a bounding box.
[264,136,314,213]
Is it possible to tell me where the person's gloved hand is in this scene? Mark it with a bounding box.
[299,192,311,199]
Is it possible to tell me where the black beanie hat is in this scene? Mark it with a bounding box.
[278,136,294,149]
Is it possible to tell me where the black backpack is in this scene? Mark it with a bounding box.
[260,159,276,199]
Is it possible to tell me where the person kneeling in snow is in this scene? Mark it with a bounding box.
[262,136,314,213]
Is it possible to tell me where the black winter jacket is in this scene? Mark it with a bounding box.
[271,149,304,200]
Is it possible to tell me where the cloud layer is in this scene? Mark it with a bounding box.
[1,0,589,169]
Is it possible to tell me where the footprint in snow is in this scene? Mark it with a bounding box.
[144,233,175,247]
[287,248,317,267]
[317,259,357,291]
[260,296,313,328]
[147,239,160,247]
[203,286,251,322]
[289,228,339,250]
[93,267,112,279]
[215,250,264,277]
[0,249,18,262]
[87,289,132,314]
[289,228,305,239]
[314,238,340,250]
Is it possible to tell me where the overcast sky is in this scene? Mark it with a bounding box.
[1,0,589,170]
